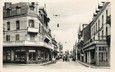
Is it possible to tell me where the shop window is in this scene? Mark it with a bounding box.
[6,51,11,61]
[14,50,25,62]
[7,22,10,30]
[16,20,20,30]
[29,20,34,27]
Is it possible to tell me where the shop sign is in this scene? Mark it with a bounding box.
[29,50,36,52]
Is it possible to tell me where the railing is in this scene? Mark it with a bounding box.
[3,40,53,49]
[27,27,39,33]
[83,39,107,49]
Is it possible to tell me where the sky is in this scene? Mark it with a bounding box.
[38,0,110,51]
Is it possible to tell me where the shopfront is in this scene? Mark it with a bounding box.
[3,46,53,64]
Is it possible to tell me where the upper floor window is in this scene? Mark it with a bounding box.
[16,6,21,14]
[29,4,35,11]
[6,35,10,41]
[98,33,100,40]
[94,25,95,34]
[96,23,97,31]
[106,10,108,18]
[7,22,10,30]
[16,20,20,30]
[102,30,104,40]
[6,8,11,16]
[98,20,100,29]
[16,34,20,41]
[106,27,108,36]
[30,34,35,41]
[102,15,104,25]
[29,20,34,27]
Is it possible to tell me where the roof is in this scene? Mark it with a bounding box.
[91,2,110,26]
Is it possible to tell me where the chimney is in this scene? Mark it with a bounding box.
[31,2,35,5]
[4,2,12,9]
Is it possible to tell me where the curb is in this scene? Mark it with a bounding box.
[78,60,110,69]
[40,61,53,66]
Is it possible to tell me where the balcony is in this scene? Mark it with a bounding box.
[83,40,107,49]
[27,27,39,33]
[3,40,53,50]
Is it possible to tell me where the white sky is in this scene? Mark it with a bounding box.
[38,0,110,51]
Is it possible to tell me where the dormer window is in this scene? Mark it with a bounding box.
[29,4,35,11]
[6,8,11,16]
[16,6,21,14]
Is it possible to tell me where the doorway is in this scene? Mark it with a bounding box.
[29,52,36,63]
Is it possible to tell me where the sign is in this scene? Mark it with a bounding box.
[29,50,36,52]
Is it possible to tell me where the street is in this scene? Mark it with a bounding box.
[3,59,87,69]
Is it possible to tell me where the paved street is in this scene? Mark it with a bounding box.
[3,59,87,69]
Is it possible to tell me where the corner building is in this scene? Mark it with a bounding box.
[3,2,53,64]
[77,2,111,66]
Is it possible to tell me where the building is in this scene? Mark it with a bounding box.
[52,38,58,58]
[3,2,54,64]
[76,2,111,66]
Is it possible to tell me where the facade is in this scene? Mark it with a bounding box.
[76,2,111,66]
[3,2,54,64]
[52,38,58,58]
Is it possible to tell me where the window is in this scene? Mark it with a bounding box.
[6,35,10,41]
[106,10,108,20]
[7,9,11,16]
[98,20,100,29]
[102,30,104,40]
[30,6,34,10]
[39,23,41,33]
[7,22,10,30]
[96,23,97,31]
[98,33,100,40]
[30,34,35,41]
[94,26,95,34]
[106,27,108,36]
[102,15,104,25]
[99,47,108,62]
[29,20,34,27]
[92,28,93,35]
[16,7,21,14]
[16,34,20,41]
[6,50,11,61]
[16,21,20,30]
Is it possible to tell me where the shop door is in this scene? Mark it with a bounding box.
[29,52,36,63]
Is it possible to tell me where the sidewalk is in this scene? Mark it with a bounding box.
[3,61,53,66]
[77,60,110,69]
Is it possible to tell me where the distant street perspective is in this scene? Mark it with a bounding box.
[3,0,111,70]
